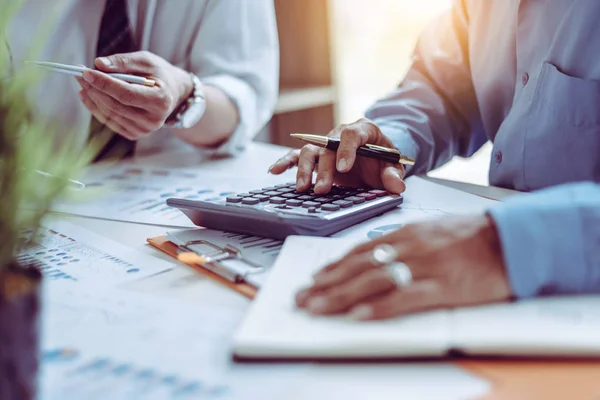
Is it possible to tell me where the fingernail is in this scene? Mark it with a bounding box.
[267,164,274,173]
[337,158,347,171]
[296,290,309,305]
[349,305,372,321]
[297,177,306,188]
[98,57,113,68]
[82,70,94,83]
[314,179,324,191]
[307,297,328,314]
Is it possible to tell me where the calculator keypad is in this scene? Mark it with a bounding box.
[224,183,390,214]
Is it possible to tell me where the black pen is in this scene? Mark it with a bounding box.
[290,133,415,165]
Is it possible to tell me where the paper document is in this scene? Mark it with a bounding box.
[51,164,285,228]
[41,283,307,400]
[16,220,172,285]
[332,176,498,241]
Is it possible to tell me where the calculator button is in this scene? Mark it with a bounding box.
[357,192,377,201]
[298,195,314,201]
[253,195,270,202]
[286,182,296,186]
[274,184,289,188]
[307,207,319,214]
[264,191,281,196]
[302,201,320,208]
[333,200,353,208]
[281,193,300,199]
[226,196,243,203]
[285,199,303,207]
[369,189,388,197]
[237,193,250,197]
[249,189,264,195]
[345,196,366,204]
[313,198,331,203]
[276,187,295,193]
[269,197,287,204]
[262,186,277,191]
[242,197,260,205]
[321,204,341,212]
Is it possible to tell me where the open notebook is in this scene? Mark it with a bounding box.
[233,236,600,360]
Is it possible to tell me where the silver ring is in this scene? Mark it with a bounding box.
[371,244,398,265]
[386,262,413,287]
[372,244,413,287]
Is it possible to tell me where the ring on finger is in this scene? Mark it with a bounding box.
[371,244,413,287]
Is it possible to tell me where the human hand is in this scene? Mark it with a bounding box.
[76,51,192,140]
[296,214,512,320]
[268,118,406,195]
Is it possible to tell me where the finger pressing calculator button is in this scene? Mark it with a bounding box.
[368,189,388,197]
[269,197,286,204]
[321,204,341,212]
[253,195,270,202]
[302,201,320,208]
[226,196,243,203]
[242,197,260,205]
[345,196,366,204]
[333,200,353,208]
[357,192,377,201]
[285,199,303,207]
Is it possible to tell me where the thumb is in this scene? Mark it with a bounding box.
[95,51,154,74]
[380,164,406,194]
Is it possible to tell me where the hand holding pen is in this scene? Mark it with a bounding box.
[268,118,410,195]
[29,51,193,141]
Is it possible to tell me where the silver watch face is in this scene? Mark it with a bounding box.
[181,98,206,129]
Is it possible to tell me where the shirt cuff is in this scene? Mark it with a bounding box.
[487,187,587,298]
[200,74,260,156]
[372,120,420,176]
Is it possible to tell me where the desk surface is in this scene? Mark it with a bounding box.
[56,142,520,399]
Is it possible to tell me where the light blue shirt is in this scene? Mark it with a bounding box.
[365,0,600,298]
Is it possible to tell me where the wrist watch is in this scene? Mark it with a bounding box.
[165,73,206,129]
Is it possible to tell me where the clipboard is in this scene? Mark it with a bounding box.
[147,235,257,299]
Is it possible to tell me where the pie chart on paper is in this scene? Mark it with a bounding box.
[367,224,404,239]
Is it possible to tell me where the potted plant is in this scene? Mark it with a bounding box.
[0,3,94,398]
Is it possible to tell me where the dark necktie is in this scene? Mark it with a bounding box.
[90,0,136,162]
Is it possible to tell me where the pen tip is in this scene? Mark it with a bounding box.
[290,133,299,138]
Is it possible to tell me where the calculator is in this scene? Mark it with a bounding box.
[167,182,403,240]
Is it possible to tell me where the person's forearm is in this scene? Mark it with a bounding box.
[172,85,239,148]
[488,181,600,298]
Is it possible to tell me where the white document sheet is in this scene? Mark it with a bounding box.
[51,164,289,228]
[332,176,499,241]
[16,219,172,286]
[41,283,308,400]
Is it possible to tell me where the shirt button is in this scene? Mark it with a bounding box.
[494,151,503,164]
[521,72,529,86]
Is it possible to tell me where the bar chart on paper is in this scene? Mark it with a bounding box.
[40,347,229,400]
[16,220,171,285]
[52,165,283,228]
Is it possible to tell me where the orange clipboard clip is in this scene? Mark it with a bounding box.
[147,235,257,299]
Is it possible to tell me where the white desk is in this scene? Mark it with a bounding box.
[54,142,500,399]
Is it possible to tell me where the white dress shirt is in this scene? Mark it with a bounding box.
[5,0,279,156]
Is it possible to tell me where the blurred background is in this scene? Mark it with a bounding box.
[261,0,491,186]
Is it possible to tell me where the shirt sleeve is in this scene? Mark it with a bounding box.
[187,0,279,156]
[365,0,483,176]
[487,181,600,298]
